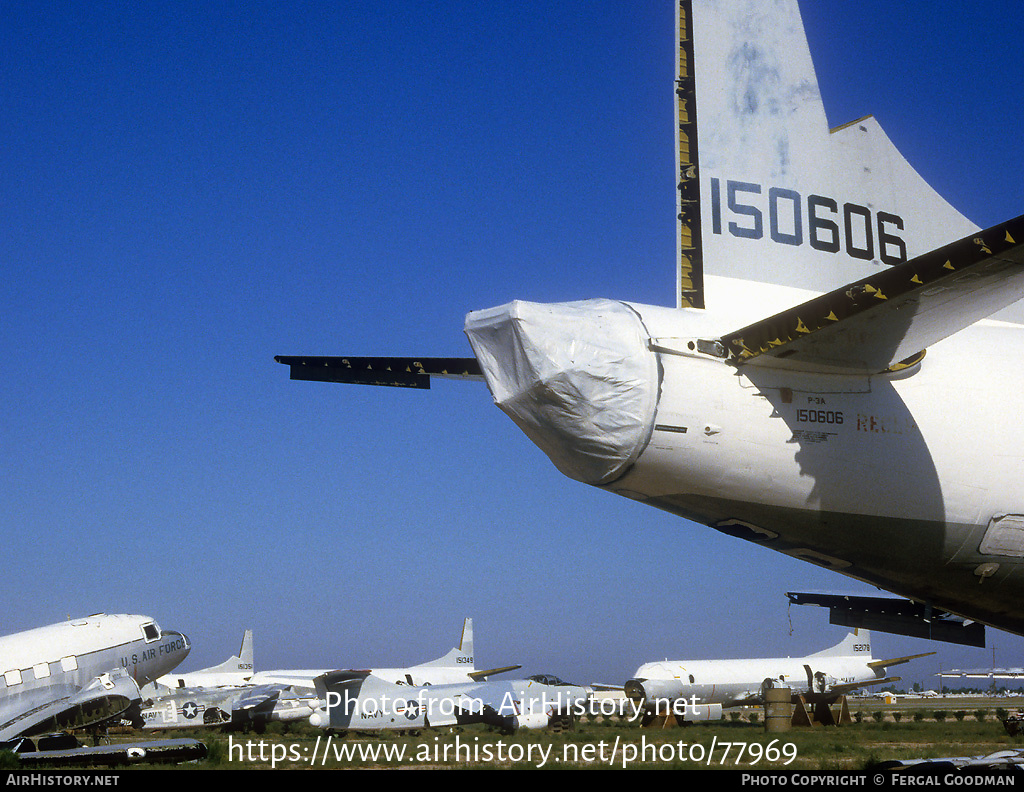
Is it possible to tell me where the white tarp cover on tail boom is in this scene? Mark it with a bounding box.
[464,299,658,486]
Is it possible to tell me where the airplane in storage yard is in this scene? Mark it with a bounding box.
[311,671,592,734]
[276,1,1024,648]
[141,618,521,729]
[0,613,190,740]
[623,629,934,720]
[248,617,521,688]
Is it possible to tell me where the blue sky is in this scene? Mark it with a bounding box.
[3,1,1022,689]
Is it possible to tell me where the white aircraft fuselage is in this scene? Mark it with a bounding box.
[312,672,591,733]
[0,614,190,739]
[463,284,1024,636]
[625,631,882,709]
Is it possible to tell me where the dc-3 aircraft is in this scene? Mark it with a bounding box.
[0,614,190,740]
[141,618,520,730]
[624,630,933,721]
[276,1,1024,647]
[311,671,592,734]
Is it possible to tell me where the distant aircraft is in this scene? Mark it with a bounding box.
[938,668,1024,681]
[275,0,1024,648]
[140,618,518,731]
[249,617,520,688]
[311,671,592,734]
[624,631,932,717]
[0,613,190,740]
[142,628,282,730]
[141,682,316,732]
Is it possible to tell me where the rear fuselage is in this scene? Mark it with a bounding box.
[465,289,1024,635]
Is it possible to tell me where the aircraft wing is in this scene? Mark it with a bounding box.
[274,356,483,389]
[232,684,290,716]
[468,665,522,681]
[311,669,372,700]
[719,215,1024,373]
[0,669,142,741]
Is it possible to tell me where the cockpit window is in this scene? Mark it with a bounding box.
[142,622,160,642]
[528,674,568,686]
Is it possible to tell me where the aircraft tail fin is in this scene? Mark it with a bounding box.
[808,630,872,659]
[414,618,474,669]
[683,0,977,305]
[192,629,254,678]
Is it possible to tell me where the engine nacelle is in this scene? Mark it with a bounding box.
[624,677,687,711]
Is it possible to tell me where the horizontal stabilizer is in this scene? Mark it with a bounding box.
[868,652,936,671]
[275,356,483,389]
[469,665,521,681]
[720,215,1024,373]
[787,592,986,648]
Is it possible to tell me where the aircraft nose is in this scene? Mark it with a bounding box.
[166,630,191,661]
[464,299,658,486]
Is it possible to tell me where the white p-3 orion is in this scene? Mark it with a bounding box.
[624,630,932,721]
[277,1,1024,647]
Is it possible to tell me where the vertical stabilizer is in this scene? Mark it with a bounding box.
[687,0,978,299]
[192,629,254,676]
[809,630,872,659]
[415,618,475,669]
